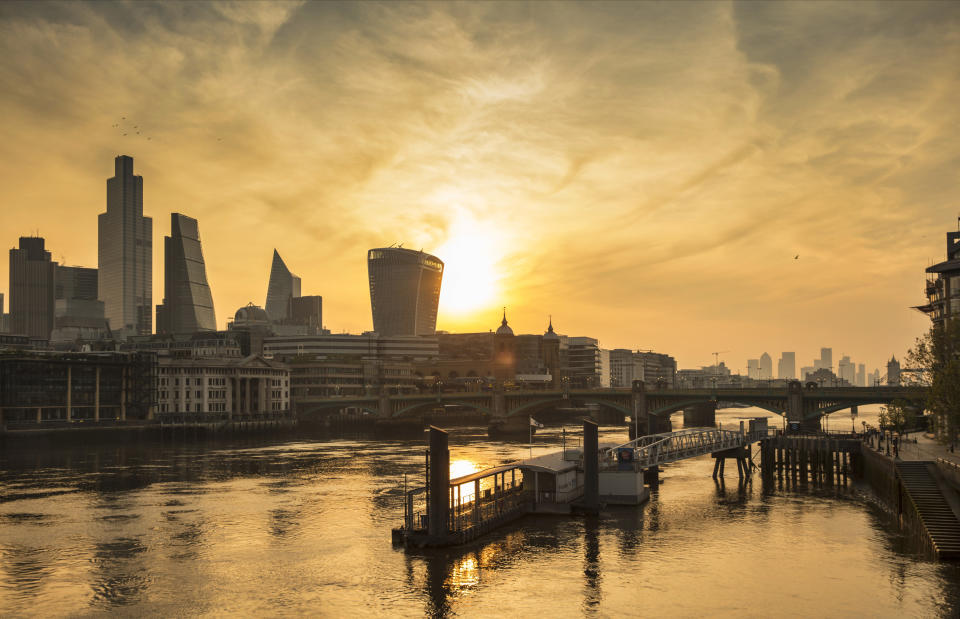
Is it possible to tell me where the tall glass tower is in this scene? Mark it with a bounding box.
[156,213,216,334]
[98,155,152,337]
[265,249,301,322]
[367,247,443,336]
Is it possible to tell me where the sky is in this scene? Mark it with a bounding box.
[0,0,958,374]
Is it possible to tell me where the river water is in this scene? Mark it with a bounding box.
[1,407,958,617]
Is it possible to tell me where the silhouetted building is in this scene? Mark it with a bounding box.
[99,155,152,337]
[806,367,845,386]
[288,295,322,330]
[887,356,901,385]
[747,359,759,379]
[51,265,108,343]
[856,363,866,387]
[265,249,301,323]
[915,229,960,324]
[814,347,833,372]
[0,292,6,333]
[367,247,443,336]
[777,352,796,380]
[838,355,855,385]
[156,213,216,334]
[759,352,773,380]
[9,236,56,340]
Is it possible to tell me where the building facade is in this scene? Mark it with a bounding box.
[367,247,443,336]
[156,213,216,334]
[99,155,152,337]
[52,265,108,343]
[9,236,57,340]
[155,354,289,417]
[0,351,155,426]
[915,230,960,324]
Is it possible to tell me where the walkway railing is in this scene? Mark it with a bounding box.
[604,427,766,470]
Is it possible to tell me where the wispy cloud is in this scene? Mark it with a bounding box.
[0,0,957,370]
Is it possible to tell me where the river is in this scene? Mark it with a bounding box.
[1,406,958,617]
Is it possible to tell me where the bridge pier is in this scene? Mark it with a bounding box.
[683,402,716,428]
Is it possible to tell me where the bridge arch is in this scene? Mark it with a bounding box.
[648,398,786,418]
[297,401,380,418]
[392,399,492,418]
[507,397,632,418]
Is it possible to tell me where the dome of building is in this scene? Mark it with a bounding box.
[495,309,514,336]
[543,316,559,341]
[234,303,269,324]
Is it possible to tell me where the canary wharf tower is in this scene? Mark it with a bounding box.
[367,247,443,336]
[98,155,152,337]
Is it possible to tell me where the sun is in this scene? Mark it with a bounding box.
[435,217,502,316]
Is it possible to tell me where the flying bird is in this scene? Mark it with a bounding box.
[794,255,799,259]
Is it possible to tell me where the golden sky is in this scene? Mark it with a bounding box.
[1,1,958,374]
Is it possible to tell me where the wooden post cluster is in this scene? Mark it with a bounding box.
[760,435,860,486]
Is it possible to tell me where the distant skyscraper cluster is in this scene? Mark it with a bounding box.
[741,347,894,386]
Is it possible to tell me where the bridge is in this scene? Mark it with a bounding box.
[603,427,759,470]
[296,381,922,432]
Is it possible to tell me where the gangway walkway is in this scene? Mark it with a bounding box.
[603,427,766,470]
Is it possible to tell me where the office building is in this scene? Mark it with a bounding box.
[634,351,677,388]
[566,336,601,388]
[156,213,216,334]
[367,247,443,336]
[99,155,152,337]
[856,363,866,387]
[814,348,833,372]
[52,265,109,343]
[777,352,796,380]
[288,295,322,330]
[759,352,773,380]
[838,355,855,385]
[608,349,642,388]
[265,249,301,322]
[747,359,759,380]
[9,236,56,340]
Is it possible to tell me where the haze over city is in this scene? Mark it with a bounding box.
[1,1,957,369]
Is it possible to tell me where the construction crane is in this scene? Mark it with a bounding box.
[711,350,729,369]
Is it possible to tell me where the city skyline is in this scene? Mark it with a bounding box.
[1,1,956,370]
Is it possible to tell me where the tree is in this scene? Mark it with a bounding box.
[907,319,960,446]
[879,400,915,438]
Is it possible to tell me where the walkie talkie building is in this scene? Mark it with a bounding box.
[367,247,443,336]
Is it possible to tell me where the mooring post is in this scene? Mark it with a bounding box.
[582,418,600,512]
[428,426,450,539]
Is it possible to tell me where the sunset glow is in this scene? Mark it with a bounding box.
[436,215,504,317]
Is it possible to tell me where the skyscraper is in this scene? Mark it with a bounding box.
[759,352,773,380]
[856,363,866,387]
[777,352,796,380]
[9,236,57,340]
[838,355,855,385]
[265,249,301,322]
[747,358,760,379]
[367,247,443,336]
[156,213,216,334]
[815,347,833,371]
[98,155,152,337]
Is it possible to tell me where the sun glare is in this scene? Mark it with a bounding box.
[436,217,502,316]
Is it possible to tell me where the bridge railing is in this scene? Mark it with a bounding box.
[603,427,779,470]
